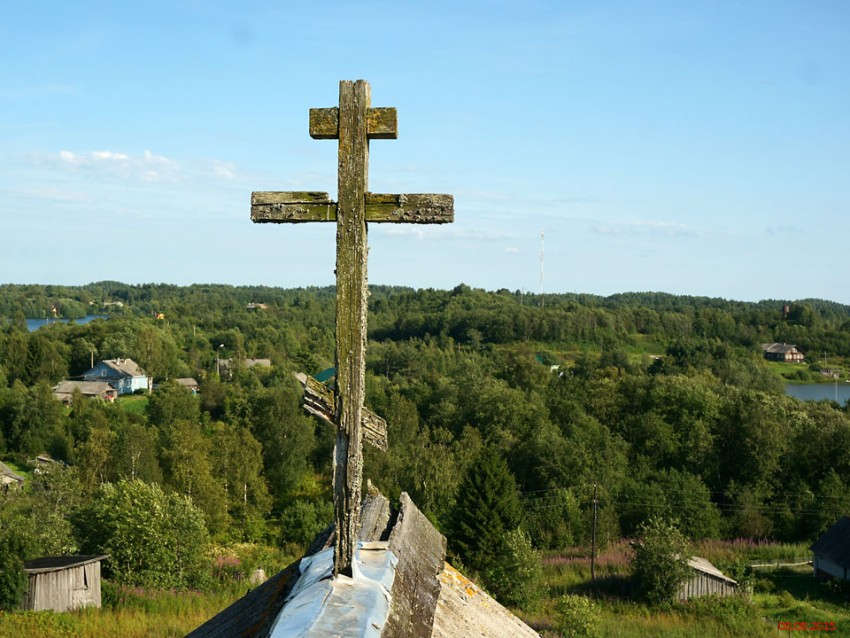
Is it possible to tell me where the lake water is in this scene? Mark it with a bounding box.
[784,382,850,406]
[25,315,108,332]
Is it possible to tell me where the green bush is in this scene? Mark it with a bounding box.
[279,499,333,547]
[76,480,210,589]
[753,577,775,594]
[821,578,850,602]
[555,594,601,638]
[631,517,690,605]
[679,594,755,621]
[483,529,547,611]
[0,534,27,610]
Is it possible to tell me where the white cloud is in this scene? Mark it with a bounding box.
[505,246,520,254]
[375,224,509,242]
[91,150,129,161]
[59,150,80,164]
[210,160,238,180]
[50,149,180,182]
[591,219,702,239]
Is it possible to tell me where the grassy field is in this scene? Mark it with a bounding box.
[2,542,847,637]
[519,541,850,637]
[0,544,298,638]
[116,394,149,415]
[765,359,850,384]
[0,585,243,638]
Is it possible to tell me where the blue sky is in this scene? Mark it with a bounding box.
[1,1,849,303]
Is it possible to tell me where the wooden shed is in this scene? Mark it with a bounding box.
[0,461,24,490]
[22,554,108,612]
[678,556,738,600]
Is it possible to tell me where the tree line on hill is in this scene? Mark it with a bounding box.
[0,282,849,608]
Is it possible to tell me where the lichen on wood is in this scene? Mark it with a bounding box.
[250,79,454,580]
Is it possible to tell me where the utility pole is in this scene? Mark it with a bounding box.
[591,482,598,580]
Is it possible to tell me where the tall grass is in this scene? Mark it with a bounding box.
[0,585,242,638]
[522,541,845,638]
[0,544,299,638]
[692,539,811,567]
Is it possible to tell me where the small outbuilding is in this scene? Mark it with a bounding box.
[678,556,738,600]
[22,554,108,612]
[0,461,24,490]
[811,517,850,580]
[175,377,200,394]
[53,380,118,404]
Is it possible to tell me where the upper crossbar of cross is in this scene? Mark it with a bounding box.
[250,80,453,578]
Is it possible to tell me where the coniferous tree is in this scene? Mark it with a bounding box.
[449,447,523,577]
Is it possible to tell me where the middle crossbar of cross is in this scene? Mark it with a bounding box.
[251,80,453,577]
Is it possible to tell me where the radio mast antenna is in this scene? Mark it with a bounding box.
[540,230,545,309]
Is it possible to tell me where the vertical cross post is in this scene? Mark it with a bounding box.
[251,79,453,577]
[333,80,370,577]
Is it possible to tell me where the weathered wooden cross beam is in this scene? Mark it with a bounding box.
[294,372,387,452]
[252,80,453,577]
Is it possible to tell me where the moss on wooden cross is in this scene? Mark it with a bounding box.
[251,80,453,577]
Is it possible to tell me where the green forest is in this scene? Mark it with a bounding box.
[1,281,849,636]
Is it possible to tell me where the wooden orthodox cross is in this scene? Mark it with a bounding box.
[251,80,453,577]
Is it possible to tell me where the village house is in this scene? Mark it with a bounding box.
[82,357,151,395]
[22,555,108,612]
[810,517,850,581]
[52,380,118,404]
[175,377,200,394]
[761,343,805,362]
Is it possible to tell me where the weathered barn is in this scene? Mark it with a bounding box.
[678,556,738,600]
[22,555,108,612]
[187,492,539,637]
[53,380,118,404]
[811,516,850,580]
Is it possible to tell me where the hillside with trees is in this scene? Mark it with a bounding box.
[1,282,849,634]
